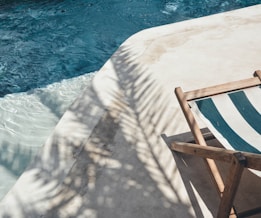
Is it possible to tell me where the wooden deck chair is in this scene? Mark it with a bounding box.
[171,70,261,218]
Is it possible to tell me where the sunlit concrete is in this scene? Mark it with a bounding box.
[0,5,261,218]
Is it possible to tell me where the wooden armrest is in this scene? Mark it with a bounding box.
[171,142,261,171]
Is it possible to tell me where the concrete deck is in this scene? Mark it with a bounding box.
[0,5,261,218]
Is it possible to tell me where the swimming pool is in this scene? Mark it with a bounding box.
[0,0,260,200]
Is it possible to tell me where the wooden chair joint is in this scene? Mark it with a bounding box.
[232,152,246,167]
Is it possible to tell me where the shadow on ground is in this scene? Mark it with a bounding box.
[0,44,222,218]
[162,131,261,218]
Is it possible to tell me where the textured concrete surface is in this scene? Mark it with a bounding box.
[0,5,261,218]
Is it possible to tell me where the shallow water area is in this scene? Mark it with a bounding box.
[0,73,95,199]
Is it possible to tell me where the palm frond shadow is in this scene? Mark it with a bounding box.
[0,141,34,177]
[1,44,194,217]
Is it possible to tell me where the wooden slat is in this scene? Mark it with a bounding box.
[217,153,246,218]
[175,87,206,145]
[182,73,261,101]
[171,142,261,170]
[175,87,227,196]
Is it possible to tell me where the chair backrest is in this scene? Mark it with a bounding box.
[174,70,261,177]
[189,86,261,154]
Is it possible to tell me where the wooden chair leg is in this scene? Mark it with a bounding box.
[217,153,246,218]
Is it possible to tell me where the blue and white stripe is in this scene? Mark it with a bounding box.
[190,86,261,153]
[190,87,261,154]
[190,86,261,176]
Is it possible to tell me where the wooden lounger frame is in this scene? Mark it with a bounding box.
[171,70,261,218]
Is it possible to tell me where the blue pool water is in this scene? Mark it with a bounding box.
[1,0,260,95]
[0,0,260,200]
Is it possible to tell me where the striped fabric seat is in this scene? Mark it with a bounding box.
[190,86,261,176]
[190,86,261,153]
